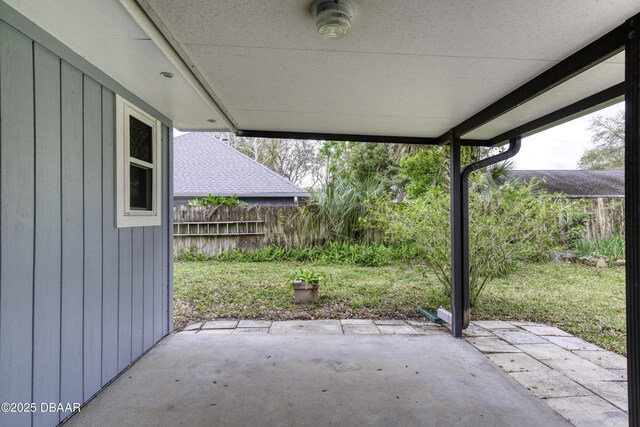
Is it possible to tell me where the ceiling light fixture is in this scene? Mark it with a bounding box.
[311,0,354,40]
[159,71,174,78]
[207,119,217,123]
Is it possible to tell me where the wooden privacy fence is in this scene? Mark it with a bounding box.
[173,205,325,256]
[580,197,625,240]
[174,198,626,257]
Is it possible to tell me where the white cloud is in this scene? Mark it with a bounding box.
[513,102,624,170]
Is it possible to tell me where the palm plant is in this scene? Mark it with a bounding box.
[306,175,384,242]
[485,160,514,187]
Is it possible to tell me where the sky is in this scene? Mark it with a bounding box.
[175,101,625,171]
[513,102,624,170]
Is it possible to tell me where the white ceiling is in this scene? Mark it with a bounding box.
[7,0,640,140]
[142,0,638,139]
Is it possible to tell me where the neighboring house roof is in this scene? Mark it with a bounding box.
[507,170,624,198]
[173,133,310,199]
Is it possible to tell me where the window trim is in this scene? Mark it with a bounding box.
[116,95,162,228]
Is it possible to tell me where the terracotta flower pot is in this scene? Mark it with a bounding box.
[291,280,319,303]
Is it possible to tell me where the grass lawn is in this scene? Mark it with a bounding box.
[174,261,626,355]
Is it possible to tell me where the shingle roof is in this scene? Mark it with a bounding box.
[507,170,624,197]
[173,133,310,198]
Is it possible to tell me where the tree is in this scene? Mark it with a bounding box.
[317,141,401,192]
[217,133,323,186]
[578,110,624,170]
[257,138,321,186]
[347,143,399,190]
[400,147,448,198]
[317,140,350,187]
[308,141,399,242]
[399,146,513,199]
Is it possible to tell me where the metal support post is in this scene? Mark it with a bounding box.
[450,137,521,338]
[625,14,640,427]
[450,133,464,337]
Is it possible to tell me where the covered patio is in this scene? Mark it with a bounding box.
[65,320,589,427]
[2,1,640,426]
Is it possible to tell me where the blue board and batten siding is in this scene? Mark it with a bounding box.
[0,9,173,427]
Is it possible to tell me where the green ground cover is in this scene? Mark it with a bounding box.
[174,260,626,355]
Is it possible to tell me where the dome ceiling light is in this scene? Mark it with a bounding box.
[311,0,355,40]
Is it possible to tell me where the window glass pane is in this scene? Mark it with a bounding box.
[129,116,152,163]
[130,165,152,210]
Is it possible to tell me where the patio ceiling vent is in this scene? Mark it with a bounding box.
[311,0,354,39]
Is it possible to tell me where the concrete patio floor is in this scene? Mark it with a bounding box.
[61,319,614,427]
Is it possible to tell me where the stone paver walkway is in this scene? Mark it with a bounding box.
[181,319,628,427]
[181,318,447,336]
[465,320,628,427]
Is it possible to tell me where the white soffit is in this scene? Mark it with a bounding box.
[143,0,640,139]
[4,0,225,130]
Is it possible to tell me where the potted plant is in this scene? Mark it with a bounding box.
[286,268,325,303]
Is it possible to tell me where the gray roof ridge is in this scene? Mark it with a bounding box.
[210,134,308,194]
[220,138,310,194]
[173,132,310,196]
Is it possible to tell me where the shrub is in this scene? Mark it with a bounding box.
[353,245,391,267]
[175,246,210,261]
[371,178,585,306]
[188,194,245,206]
[212,242,421,266]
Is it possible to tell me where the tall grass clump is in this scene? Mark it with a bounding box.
[572,236,625,264]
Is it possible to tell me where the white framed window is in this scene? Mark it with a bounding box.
[116,95,162,228]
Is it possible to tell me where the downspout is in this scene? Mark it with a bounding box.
[450,137,521,337]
